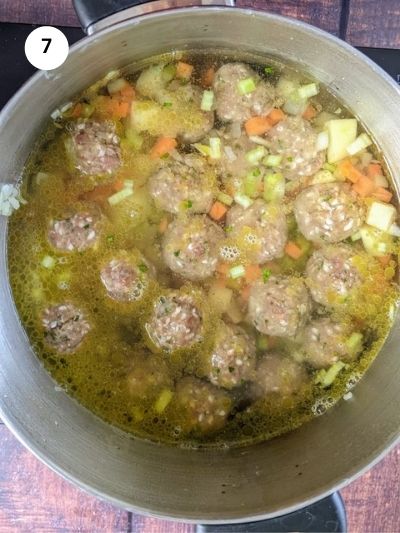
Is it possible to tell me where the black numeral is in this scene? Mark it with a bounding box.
[41,38,52,53]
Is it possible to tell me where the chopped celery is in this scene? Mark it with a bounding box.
[245,146,266,165]
[234,193,253,209]
[345,332,363,353]
[346,133,372,156]
[108,187,133,206]
[229,265,246,279]
[351,231,362,242]
[245,169,262,198]
[263,154,282,167]
[263,173,285,203]
[262,268,272,283]
[366,201,397,232]
[41,255,55,269]
[325,118,357,163]
[154,389,173,414]
[298,83,319,99]
[217,192,233,206]
[81,103,94,118]
[209,137,221,159]
[311,170,336,185]
[322,162,336,172]
[360,225,393,256]
[237,77,256,95]
[193,143,211,157]
[200,90,214,111]
[315,361,346,388]
[124,180,134,189]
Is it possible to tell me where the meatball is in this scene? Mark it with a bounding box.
[148,154,215,214]
[42,303,90,353]
[226,200,287,263]
[100,250,154,302]
[216,128,257,183]
[266,116,324,180]
[69,120,120,176]
[213,63,275,123]
[248,276,312,337]
[48,211,100,252]
[145,292,203,352]
[252,353,308,398]
[298,318,362,369]
[174,377,231,434]
[305,244,362,308]
[162,216,224,281]
[294,183,366,243]
[127,355,171,399]
[202,321,256,389]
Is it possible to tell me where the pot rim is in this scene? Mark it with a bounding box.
[1,6,400,523]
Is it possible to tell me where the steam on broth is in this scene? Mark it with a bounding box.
[6,51,400,448]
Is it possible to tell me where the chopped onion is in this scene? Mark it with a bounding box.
[374,174,389,188]
[108,187,133,206]
[229,122,242,139]
[193,143,211,157]
[234,193,253,209]
[60,102,73,114]
[388,224,400,237]
[229,265,246,279]
[224,146,237,162]
[107,78,128,95]
[200,90,214,111]
[209,137,221,159]
[346,133,372,155]
[297,83,319,99]
[217,192,233,206]
[245,146,266,165]
[249,135,270,147]
[264,173,285,203]
[41,255,56,269]
[316,131,329,151]
[50,108,62,120]
[263,154,282,167]
[237,77,256,95]
[0,183,24,216]
[283,95,308,116]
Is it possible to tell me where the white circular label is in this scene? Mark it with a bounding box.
[25,26,69,71]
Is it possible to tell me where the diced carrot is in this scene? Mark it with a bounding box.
[378,254,392,266]
[216,263,229,276]
[209,201,228,221]
[81,178,124,204]
[372,187,393,203]
[150,136,177,159]
[241,285,251,301]
[268,108,286,125]
[176,61,193,80]
[352,175,376,197]
[367,163,382,178]
[71,103,82,118]
[202,67,215,88]
[159,217,169,234]
[102,97,131,119]
[338,159,365,184]
[245,264,261,282]
[244,116,272,136]
[284,241,303,260]
[119,84,135,100]
[302,104,317,120]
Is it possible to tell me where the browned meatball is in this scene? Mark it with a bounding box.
[127,355,172,399]
[266,116,325,180]
[174,377,231,434]
[298,318,362,369]
[226,200,287,263]
[48,211,100,252]
[145,292,203,352]
[294,183,366,243]
[213,63,275,123]
[162,216,224,281]
[42,303,90,353]
[69,120,120,176]
[252,353,308,397]
[305,244,362,308]
[100,250,154,303]
[201,321,256,389]
[248,277,312,337]
[148,154,215,215]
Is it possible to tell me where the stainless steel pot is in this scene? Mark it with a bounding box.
[1,0,400,523]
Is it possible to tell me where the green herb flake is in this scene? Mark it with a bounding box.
[185,199,193,209]
[264,66,274,75]
[286,156,294,163]
[106,235,115,244]
[163,102,173,108]
[228,366,235,373]
[138,263,149,273]
[262,268,272,283]
[174,250,180,257]
[160,153,170,160]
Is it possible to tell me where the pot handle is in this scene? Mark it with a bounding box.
[73,0,235,35]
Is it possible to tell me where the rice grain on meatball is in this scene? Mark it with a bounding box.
[48,211,100,252]
[163,215,224,281]
[42,303,90,353]
[174,377,231,434]
[248,276,312,337]
[145,292,203,352]
[69,120,120,176]
[305,244,362,308]
[252,353,308,398]
[213,63,275,123]
[294,183,365,243]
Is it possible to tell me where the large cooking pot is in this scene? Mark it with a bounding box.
[0,0,400,523]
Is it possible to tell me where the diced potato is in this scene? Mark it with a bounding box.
[276,76,299,98]
[208,284,233,314]
[366,201,397,232]
[225,298,243,324]
[360,225,393,256]
[311,170,336,185]
[131,101,164,134]
[325,119,357,163]
[135,64,168,100]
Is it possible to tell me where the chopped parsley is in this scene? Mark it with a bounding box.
[184,199,193,209]
[138,263,149,273]
[286,156,294,162]
[160,153,170,160]
[264,66,274,75]
[83,224,90,229]
[174,250,180,257]
[163,102,173,108]
[228,366,235,373]
[106,235,115,244]
[262,268,272,283]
